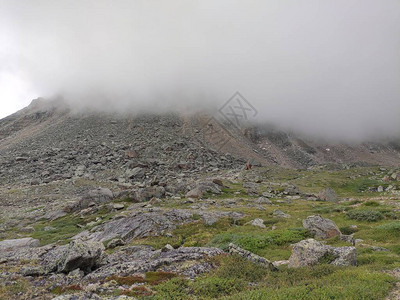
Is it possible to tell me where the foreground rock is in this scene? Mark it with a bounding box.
[228,243,277,271]
[41,239,104,274]
[303,215,341,239]
[0,238,40,251]
[288,239,357,268]
[85,246,224,281]
[318,188,338,202]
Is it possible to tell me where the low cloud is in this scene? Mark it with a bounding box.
[1,0,400,140]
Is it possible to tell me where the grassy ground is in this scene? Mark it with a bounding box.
[2,165,400,299]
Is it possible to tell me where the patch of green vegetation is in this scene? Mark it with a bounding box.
[31,207,118,245]
[377,222,400,232]
[131,218,234,249]
[207,228,310,255]
[31,214,84,245]
[347,210,384,222]
[221,268,395,300]
[312,204,351,214]
[51,285,82,295]
[363,201,381,207]
[152,277,190,300]
[0,278,31,300]
[340,225,359,235]
[107,272,176,287]
[192,276,245,298]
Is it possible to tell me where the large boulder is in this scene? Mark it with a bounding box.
[85,246,224,281]
[302,215,341,239]
[42,239,104,274]
[318,188,338,202]
[72,188,114,211]
[136,186,165,202]
[0,238,40,251]
[288,239,356,268]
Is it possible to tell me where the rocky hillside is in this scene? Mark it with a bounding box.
[2,99,400,299]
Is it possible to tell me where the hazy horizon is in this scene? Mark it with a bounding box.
[1,0,400,140]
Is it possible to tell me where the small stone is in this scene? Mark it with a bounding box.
[106,238,125,249]
[161,244,174,252]
[20,226,35,233]
[113,203,125,210]
[273,210,291,218]
[248,218,266,228]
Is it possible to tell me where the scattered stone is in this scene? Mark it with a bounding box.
[256,196,272,204]
[186,187,203,199]
[228,243,277,271]
[248,218,266,228]
[20,226,35,233]
[273,210,291,218]
[113,203,125,210]
[161,244,175,252]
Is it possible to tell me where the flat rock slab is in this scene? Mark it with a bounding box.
[74,208,244,243]
[0,238,40,251]
[85,246,224,281]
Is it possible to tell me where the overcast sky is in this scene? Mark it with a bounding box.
[1,0,399,140]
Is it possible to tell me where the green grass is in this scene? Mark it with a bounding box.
[150,255,397,300]
[30,206,117,245]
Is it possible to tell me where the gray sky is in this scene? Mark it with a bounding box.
[1,0,399,140]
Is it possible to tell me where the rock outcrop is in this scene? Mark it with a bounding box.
[288,239,357,268]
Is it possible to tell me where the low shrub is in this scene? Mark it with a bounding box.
[208,229,309,254]
[346,210,384,222]
[192,276,246,298]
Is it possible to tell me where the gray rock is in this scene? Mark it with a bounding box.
[106,238,125,249]
[42,239,105,274]
[273,209,291,218]
[318,188,338,202]
[302,215,341,239]
[125,167,145,179]
[186,187,203,199]
[85,246,224,281]
[73,188,114,211]
[228,243,277,271]
[248,218,266,228]
[0,238,40,250]
[136,186,165,202]
[288,239,357,268]
[113,203,125,210]
[256,196,272,204]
